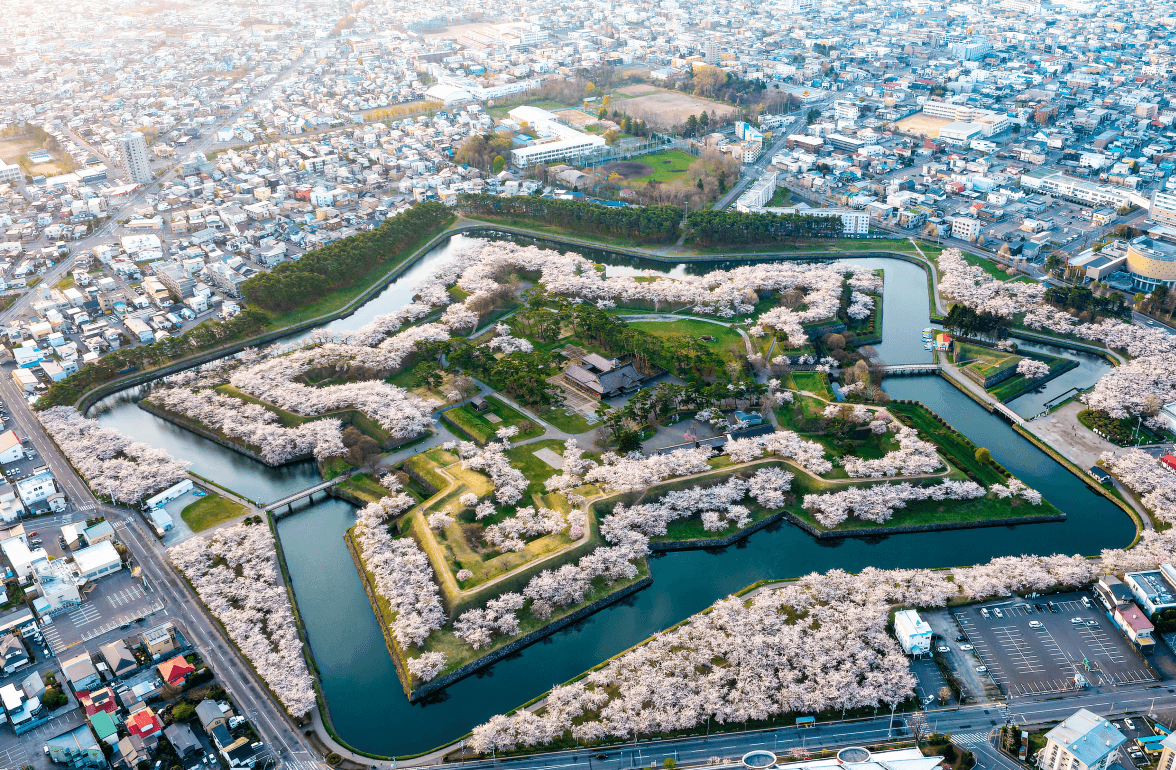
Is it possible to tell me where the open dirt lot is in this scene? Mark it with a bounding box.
[616,84,660,96]
[619,91,738,129]
[599,160,654,179]
[558,108,601,127]
[894,113,955,138]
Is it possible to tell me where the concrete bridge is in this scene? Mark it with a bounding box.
[262,476,347,515]
[881,363,941,376]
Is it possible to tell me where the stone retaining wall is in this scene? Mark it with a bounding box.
[649,510,790,551]
[136,400,309,466]
[781,511,1065,540]
[407,576,654,702]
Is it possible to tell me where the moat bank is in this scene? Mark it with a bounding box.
[88,235,1134,757]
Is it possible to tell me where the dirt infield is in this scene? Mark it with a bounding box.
[616,84,660,96]
[558,108,600,127]
[620,91,738,129]
[894,113,955,138]
[600,161,654,179]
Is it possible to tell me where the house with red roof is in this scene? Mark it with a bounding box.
[157,655,195,687]
[77,687,118,717]
[1112,601,1155,652]
[125,706,163,746]
[1160,454,1176,473]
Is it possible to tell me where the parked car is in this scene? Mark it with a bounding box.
[1071,617,1085,624]
[1029,621,1043,628]
[994,608,1004,618]
[960,644,974,651]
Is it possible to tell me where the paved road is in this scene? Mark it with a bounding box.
[0,318,323,770]
[422,683,1176,770]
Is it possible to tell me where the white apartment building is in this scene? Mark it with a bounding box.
[920,103,1011,136]
[1041,710,1125,770]
[894,609,932,655]
[1020,170,1144,210]
[736,171,779,212]
[704,41,720,65]
[1151,190,1176,228]
[0,160,20,185]
[951,216,983,241]
[508,106,606,168]
[116,132,152,184]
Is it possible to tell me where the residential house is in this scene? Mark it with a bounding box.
[88,709,119,746]
[140,623,179,658]
[125,705,163,747]
[164,723,201,758]
[61,653,100,692]
[0,635,29,674]
[115,734,149,770]
[46,724,105,768]
[1041,710,1126,770]
[157,656,195,687]
[0,431,24,465]
[100,640,138,678]
[1095,574,1134,611]
[197,699,233,750]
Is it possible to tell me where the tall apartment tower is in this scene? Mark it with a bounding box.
[704,41,720,65]
[117,131,152,184]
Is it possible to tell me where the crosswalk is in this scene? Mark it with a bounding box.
[952,731,992,748]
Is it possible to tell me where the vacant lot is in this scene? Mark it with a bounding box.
[181,493,247,532]
[558,108,601,127]
[620,90,738,129]
[616,84,660,96]
[894,113,955,138]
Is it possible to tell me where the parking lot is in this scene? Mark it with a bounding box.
[43,569,165,651]
[949,592,1157,697]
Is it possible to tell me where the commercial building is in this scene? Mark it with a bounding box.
[31,555,83,614]
[15,469,56,507]
[0,431,23,465]
[1020,169,1139,210]
[72,541,122,580]
[507,106,606,168]
[894,609,932,655]
[1125,236,1176,291]
[1124,566,1176,615]
[116,132,152,184]
[1042,710,1126,770]
[1112,602,1155,651]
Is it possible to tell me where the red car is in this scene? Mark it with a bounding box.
[28,531,36,537]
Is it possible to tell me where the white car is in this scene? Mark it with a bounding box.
[960,644,974,651]
[976,666,988,673]
[1125,719,1136,730]
[994,608,1004,618]
[1029,620,1043,629]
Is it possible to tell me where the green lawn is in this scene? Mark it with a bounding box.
[627,319,745,361]
[790,371,832,399]
[444,396,546,444]
[335,473,396,505]
[765,187,792,207]
[537,406,599,434]
[888,402,1008,486]
[626,150,697,183]
[955,342,1021,379]
[986,351,1074,402]
[939,250,1008,281]
[181,493,247,532]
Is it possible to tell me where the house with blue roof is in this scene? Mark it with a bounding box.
[1042,709,1126,770]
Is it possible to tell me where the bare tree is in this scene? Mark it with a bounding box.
[907,711,929,746]
[938,686,951,705]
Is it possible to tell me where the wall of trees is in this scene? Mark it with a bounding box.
[687,209,844,247]
[241,201,452,312]
[458,194,682,244]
